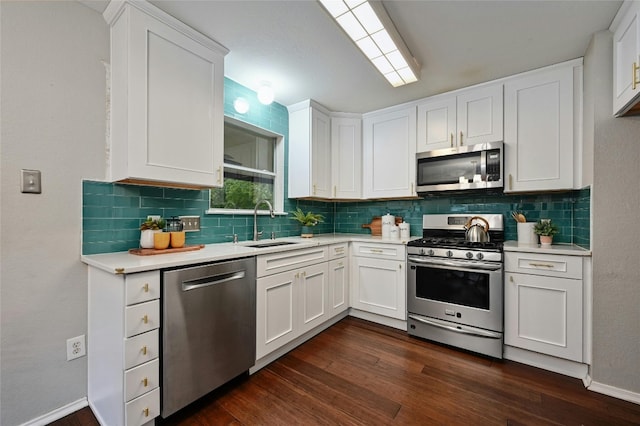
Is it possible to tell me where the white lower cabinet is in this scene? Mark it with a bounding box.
[328,257,349,317]
[257,246,344,360]
[88,268,161,426]
[350,242,406,320]
[504,252,584,362]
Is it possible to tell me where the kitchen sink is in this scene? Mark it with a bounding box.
[245,241,299,248]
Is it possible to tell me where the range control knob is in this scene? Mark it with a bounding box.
[466,252,473,259]
[419,248,425,255]
[446,250,453,258]
[427,249,435,256]
[476,252,484,260]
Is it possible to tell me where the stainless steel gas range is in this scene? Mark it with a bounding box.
[407,214,504,358]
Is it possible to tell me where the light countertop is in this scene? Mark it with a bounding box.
[504,241,592,256]
[81,233,416,274]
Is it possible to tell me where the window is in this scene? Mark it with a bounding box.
[209,117,284,213]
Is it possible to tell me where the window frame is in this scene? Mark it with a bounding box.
[207,116,285,215]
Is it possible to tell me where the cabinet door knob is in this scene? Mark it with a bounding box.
[217,166,223,184]
[313,184,317,195]
[509,174,513,190]
[334,185,337,197]
[459,131,464,146]
[633,62,640,91]
[509,275,514,283]
[450,133,454,147]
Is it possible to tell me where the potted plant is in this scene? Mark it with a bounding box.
[533,219,559,247]
[139,217,166,248]
[290,208,324,238]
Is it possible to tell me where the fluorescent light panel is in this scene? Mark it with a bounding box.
[319,0,420,87]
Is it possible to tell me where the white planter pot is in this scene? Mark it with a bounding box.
[140,229,160,248]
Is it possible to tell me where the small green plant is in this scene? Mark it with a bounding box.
[533,219,559,236]
[140,217,166,231]
[290,208,324,227]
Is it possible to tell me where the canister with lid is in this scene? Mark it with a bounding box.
[399,221,410,239]
[381,213,395,239]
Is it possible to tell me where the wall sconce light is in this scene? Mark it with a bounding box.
[233,97,250,114]
[257,82,274,105]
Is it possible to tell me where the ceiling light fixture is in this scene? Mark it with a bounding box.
[318,0,420,87]
[257,82,274,105]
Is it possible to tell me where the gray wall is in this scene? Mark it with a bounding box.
[0,1,108,424]
[586,31,640,394]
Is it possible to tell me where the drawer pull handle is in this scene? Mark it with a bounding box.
[633,62,639,91]
[217,166,222,184]
[399,263,402,270]
[143,407,150,417]
[529,262,554,268]
[371,249,384,253]
[142,377,148,387]
[510,275,514,283]
[142,346,147,356]
[450,133,454,147]
[143,283,149,292]
[142,315,148,324]
[459,131,464,146]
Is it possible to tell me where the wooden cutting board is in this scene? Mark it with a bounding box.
[362,216,403,236]
[129,244,205,256]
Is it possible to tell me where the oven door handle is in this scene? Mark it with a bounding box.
[407,256,502,271]
[408,314,502,339]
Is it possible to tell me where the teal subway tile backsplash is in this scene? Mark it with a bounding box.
[83,77,590,255]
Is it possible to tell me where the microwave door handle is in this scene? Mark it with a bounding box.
[407,256,502,271]
[408,315,502,339]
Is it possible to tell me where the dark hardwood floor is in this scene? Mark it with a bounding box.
[51,317,640,425]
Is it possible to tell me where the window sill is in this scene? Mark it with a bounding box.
[206,208,289,216]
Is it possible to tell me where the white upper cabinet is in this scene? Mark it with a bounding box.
[612,0,640,116]
[504,61,579,193]
[331,116,362,199]
[288,100,332,198]
[363,106,417,199]
[104,0,228,188]
[417,84,503,152]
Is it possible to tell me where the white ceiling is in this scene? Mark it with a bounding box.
[92,0,623,113]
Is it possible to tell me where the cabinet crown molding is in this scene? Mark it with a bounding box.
[103,0,229,56]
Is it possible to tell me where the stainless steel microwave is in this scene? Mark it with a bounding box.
[416,142,503,194]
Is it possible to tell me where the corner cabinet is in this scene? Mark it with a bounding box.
[612,0,640,116]
[503,60,581,193]
[288,101,362,200]
[88,268,161,426]
[417,84,503,152]
[104,0,228,188]
[362,107,416,199]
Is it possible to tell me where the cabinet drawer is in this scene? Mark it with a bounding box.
[257,246,328,277]
[124,330,159,370]
[505,252,582,279]
[125,300,159,338]
[351,242,406,261]
[329,243,348,260]
[125,387,160,426]
[125,358,159,402]
[126,271,160,305]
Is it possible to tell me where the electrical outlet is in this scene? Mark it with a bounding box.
[20,169,42,194]
[179,215,200,232]
[66,335,86,361]
[147,215,161,221]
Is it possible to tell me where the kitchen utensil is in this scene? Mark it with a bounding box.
[511,211,526,223]
[464,216,490,243]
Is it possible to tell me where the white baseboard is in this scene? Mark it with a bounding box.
[19,398,88,426]
[587,378,640,405]
[348,309,407,331]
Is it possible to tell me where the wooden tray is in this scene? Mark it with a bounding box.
[361,216,403,236]
[129,244,205,256]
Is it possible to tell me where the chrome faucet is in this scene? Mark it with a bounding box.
[253,199,275,241]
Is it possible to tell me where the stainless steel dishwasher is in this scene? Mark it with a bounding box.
[161,257,256,418]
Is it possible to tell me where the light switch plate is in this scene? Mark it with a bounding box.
[21,169,41,194]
